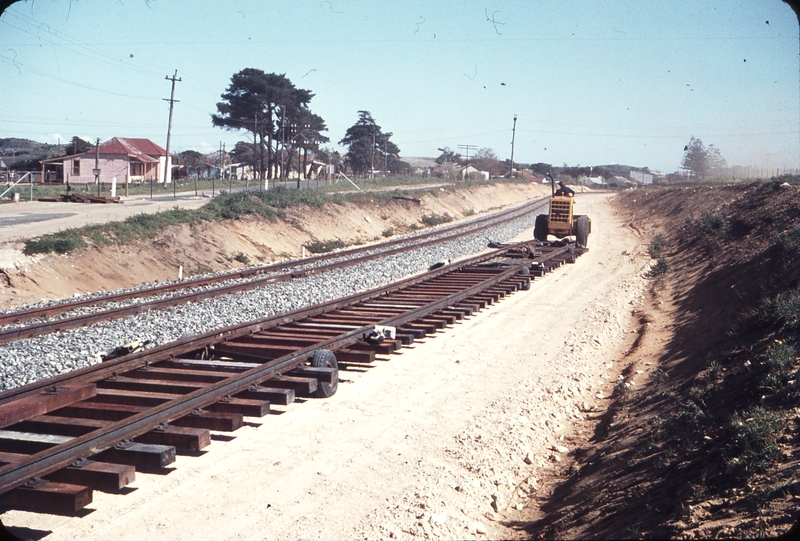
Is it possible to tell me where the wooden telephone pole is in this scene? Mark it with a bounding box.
[164,69,181,198]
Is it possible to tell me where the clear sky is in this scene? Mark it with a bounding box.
[1,0,798,173]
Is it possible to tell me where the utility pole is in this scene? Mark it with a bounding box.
[458,144,477,163]
[281,106,287,182]
[94,138,100,197]
[163,69,181,198]
[370,130,376,180]
[509,114,517,178]
[254,112,259,188]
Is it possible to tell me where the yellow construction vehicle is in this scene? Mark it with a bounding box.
[533,178,591,248]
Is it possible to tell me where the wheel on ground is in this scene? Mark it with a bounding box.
[310,349,339,398]
[533,214,549,242]
[575,215,590,248]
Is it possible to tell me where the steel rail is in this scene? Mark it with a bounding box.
[0,196,548,327]
[0,241,571,496]
[0,242,568,405]
[0,198,549,345]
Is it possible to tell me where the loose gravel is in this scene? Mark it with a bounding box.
[0,209,541,391]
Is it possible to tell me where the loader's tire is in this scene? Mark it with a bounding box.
[575,215,590,248]
[310,349,338,398]
[533,214,549,242]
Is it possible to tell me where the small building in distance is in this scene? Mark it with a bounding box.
[41,137,169,185]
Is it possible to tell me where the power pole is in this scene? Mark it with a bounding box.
[281,106,287,182]
[253,112,259,188]
[509,114,517,178]
[458,144,477,163]
[370,130,376,180]
[163,69,181,198]
[94,138,100,197]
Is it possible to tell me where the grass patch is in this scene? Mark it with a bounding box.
[23,231,86,255]
[22,186,333,255]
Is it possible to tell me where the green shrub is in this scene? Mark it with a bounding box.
[649,368,670,385]
[646,256,670,277]
[648,234,667,259]
[421,213,453,227]
[774,225,800,269]
[233,252,250,264]
[304,239,346,254]
[382,228,394,238]
[673,399,708,433]
[758,290,800,338]
[697,212,728,237]
[759,341,796,393]
[727,406,785,473]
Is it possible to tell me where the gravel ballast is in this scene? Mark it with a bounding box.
[0,210,541,391]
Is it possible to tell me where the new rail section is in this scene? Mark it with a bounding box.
[0,238,584,519]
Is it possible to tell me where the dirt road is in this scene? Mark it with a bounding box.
[3,192,649,540]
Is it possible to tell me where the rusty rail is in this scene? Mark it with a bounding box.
[0,239,581,514]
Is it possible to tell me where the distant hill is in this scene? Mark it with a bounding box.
[0,138,60,169]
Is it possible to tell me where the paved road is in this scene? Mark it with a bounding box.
[0,191,217,244]
[0,179,453,244]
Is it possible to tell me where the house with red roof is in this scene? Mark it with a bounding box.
[41,137,169,185]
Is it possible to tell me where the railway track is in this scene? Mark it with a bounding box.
[0,238,583,519]
[0,196,548,345]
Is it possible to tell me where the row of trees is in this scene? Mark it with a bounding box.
[681,136,727,179]
[211,69,405,179]
[211,69,328,181]
[435,146,507,177]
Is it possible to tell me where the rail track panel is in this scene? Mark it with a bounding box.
[0,240,582,517]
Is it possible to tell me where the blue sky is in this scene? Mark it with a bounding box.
[1,0,798,173]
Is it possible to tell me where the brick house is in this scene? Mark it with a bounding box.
[41,137,169,185]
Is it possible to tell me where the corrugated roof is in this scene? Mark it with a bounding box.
[99,137,165,163]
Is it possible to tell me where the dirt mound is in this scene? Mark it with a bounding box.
[524,182,800,539]
[0,182,551,311]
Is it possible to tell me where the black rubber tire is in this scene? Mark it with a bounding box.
[533,214,549,242]
[575,215,590,248]
[310,349,339,398]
